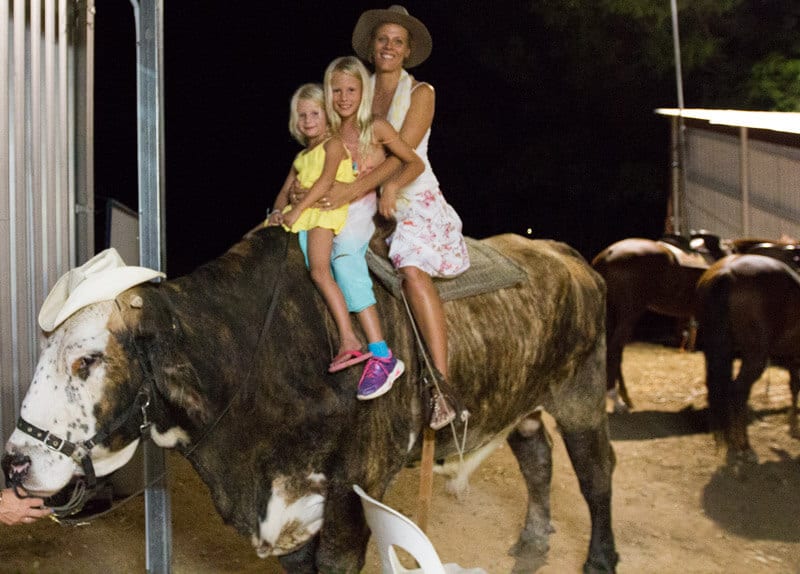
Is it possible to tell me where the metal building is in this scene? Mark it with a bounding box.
[657,108,800,240]
[1,0,94,446]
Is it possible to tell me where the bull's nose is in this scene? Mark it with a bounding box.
[1,451,31,485]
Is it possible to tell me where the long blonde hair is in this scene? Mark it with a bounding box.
[323,56,374,159]
[288,83,326,146]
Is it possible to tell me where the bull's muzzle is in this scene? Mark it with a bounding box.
[1,451,31,487]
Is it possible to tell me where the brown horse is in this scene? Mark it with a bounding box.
[591,237,713,411]
[696,254,800,462]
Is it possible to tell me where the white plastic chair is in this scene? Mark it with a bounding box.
[353,485,488,574]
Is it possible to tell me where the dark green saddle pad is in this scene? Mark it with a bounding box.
[366,236,528,302]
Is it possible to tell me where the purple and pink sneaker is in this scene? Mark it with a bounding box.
[357,353,405,400]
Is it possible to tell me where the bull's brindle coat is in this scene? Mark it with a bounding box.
[4,227,618,573]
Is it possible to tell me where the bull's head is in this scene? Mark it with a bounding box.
[2,301,142,497]
[2,248,219,505]
[2,285,215,506]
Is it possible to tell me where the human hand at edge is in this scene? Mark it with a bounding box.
[378,186,398,219]
[0,488,52,526]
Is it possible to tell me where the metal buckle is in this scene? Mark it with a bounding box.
[44,434,64,450]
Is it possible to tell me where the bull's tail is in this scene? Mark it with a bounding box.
[698,273,734,440]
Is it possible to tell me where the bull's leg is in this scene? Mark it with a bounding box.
[561,425,618,574]
[315,485,371,574]
[278,536,319,574]
[506,410,554,572]
[788,368,800,439]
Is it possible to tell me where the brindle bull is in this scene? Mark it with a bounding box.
[3,228,618,573]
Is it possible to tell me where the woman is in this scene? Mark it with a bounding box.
[352,5,470,430]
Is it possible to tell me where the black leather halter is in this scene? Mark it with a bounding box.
[12,388,152,517]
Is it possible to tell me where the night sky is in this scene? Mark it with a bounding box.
[94,2,672,278]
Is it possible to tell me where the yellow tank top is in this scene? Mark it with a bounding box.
[282,139,355,235]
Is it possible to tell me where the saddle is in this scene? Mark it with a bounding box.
[366,236,528,302]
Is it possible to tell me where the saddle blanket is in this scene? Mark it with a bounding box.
[366,236,528,302]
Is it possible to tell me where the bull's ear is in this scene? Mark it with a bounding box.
[116,288,212,426]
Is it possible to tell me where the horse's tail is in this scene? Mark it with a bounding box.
[697,271,734,439]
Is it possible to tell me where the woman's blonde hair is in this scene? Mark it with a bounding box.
[323,56,374,159]
[288,82,326,146]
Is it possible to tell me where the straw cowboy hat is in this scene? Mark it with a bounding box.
[352,5,432,69]
[38,248,165,332]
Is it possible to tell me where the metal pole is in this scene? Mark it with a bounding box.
[670,0,689,237]
[131,0,171,571]
[739,127,750,236]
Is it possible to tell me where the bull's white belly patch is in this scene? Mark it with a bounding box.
[252,472,327,557]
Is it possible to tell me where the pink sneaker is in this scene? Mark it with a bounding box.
[357,353,405,400]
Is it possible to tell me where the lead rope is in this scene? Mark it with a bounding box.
[398,289,468,461]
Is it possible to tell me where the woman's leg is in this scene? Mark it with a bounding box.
[307,228,362,355]
[399,266,448,378]
[399,265,456,429]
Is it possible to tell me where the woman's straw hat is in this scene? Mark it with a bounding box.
[352,5,432,69]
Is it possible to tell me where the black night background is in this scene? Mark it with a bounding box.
[93,1,796,278]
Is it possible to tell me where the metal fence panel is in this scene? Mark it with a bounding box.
[683,125,800,240]
[0,0,92,446]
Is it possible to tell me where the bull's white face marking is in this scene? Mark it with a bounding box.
[4,301,139,495]
[252,472,327,557]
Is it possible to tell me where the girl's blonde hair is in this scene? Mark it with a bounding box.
[323,56,374,159]
[288,82,326,146]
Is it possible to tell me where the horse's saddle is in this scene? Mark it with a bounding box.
[366,237,528,302]
[658,241,709,269]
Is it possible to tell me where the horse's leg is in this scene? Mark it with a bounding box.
[788,368,800,439]
[606,310,639,413]
[726,354,767,464]
[506,409,554,572]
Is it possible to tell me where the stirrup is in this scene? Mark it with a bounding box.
[429,392,456,430]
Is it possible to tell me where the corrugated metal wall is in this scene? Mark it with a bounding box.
[1,0,93,446]
[683,126,800,240]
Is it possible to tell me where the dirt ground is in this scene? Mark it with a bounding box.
[2,342,800,573]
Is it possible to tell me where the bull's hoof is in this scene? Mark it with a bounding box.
[508,526,552,571]
[584,551,619,574]
[511,554,548,573]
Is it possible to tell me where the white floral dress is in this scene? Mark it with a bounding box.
[379,71,470,278]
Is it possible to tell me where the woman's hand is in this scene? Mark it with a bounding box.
[378,185,398,219]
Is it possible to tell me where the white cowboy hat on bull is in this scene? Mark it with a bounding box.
[351,5,432,69]
[38,248,165,332]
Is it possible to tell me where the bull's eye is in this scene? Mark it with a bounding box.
[71,353,104,380]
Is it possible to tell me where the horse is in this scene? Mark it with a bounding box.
[3,228,618,573]
[696,253,800,463]
[591,236,715,412]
